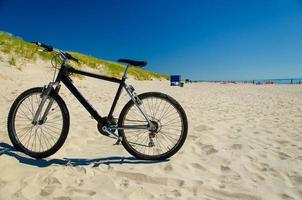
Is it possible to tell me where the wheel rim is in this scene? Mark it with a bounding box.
[12,92,63,153]
[122,96,184,157]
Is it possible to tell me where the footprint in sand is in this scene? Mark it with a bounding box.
[259,152,267,158]
[40,186,56,197]
[222,159,231,165]
[13,190,26,199]
[194,124,214,132]
[120,179,129,188]
[128,188,155,199]
[219,164,241,182]
[279,193,294,200]
[67,186,96,196]
[230,144,242,150]
[191,163,206,171]
[42,177,61,186]
[114,171,185,187]
[188,135,198,140]
[159,189,182,199]
[164,163,173,172]
[53,197,72,200]
[290,175,302,185]
[171,189,182,197]
[267,168,279,177]
[211,188,261,200]
[278,152,291,160]
[75,166,87,174]
[236,128,242,133]
[10,90,17,95]
[228,134,241,139]
[265,130,273,134]
[40,177,62,197]
[0,178,6,188]
[275,140,289,145]
[220,165,231,172]
[202,144,218,155]
[75,179,84,187]
[260,163,269,171]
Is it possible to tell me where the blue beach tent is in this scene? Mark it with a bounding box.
[170,75,181,86]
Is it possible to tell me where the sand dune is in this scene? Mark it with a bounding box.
[0,61,302,200]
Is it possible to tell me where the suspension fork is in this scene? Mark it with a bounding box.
[32,82,60,124]
[41,84,61,123]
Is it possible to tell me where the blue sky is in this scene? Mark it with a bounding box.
[0,0,302,80]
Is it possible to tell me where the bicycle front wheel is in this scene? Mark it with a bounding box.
[7,87,70,159]
[118,92,188,160]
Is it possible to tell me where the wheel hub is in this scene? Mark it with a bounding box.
[149,120,161,134]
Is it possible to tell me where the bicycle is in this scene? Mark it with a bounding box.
[7,42,188,160]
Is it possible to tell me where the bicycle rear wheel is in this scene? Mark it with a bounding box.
[118,92,188,160]
[7,87,70,159]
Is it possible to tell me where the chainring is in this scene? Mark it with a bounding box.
[97,117,117,136]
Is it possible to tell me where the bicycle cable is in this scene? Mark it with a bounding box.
[50,53,62,82]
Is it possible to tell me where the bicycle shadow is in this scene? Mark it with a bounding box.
[0,142,168,168]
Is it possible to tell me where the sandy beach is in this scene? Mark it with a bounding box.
[0,61,302,200]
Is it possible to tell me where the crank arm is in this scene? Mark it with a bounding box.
[102,126,123,142]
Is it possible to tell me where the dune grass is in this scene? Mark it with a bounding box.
[8,57,16,66]
[0,31,168,80]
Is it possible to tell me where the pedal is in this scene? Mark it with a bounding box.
[114,139,121,145]
[101,126,123,144]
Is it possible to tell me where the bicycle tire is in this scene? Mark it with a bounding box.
[118,92,188,160]
[7,87,70,159]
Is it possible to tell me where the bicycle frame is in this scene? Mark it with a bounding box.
[50,64,153,130]
[61,66,123,125]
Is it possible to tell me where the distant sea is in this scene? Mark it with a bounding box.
[238,78,302,84]
[194,78,302,84]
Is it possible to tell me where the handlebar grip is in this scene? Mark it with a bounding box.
[31,41,53,52]
[31,41,39,45]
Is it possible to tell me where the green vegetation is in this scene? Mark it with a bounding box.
[0,31,168,80]
[0,32,52,61]
[8,56,16,66]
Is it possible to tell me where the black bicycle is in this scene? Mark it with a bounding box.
[7,42,188,160]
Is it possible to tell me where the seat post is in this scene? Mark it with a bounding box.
[122,65,130,79]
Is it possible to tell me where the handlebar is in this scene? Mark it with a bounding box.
[32,41,53,52]
[31,41,79,63]
[65,52,79,63]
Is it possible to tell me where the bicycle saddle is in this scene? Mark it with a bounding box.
[118,59,147,67]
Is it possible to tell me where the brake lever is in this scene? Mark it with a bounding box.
[37,48,50,53]
[73,59,80,64]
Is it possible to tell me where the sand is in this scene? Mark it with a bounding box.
[0,60,302,200]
